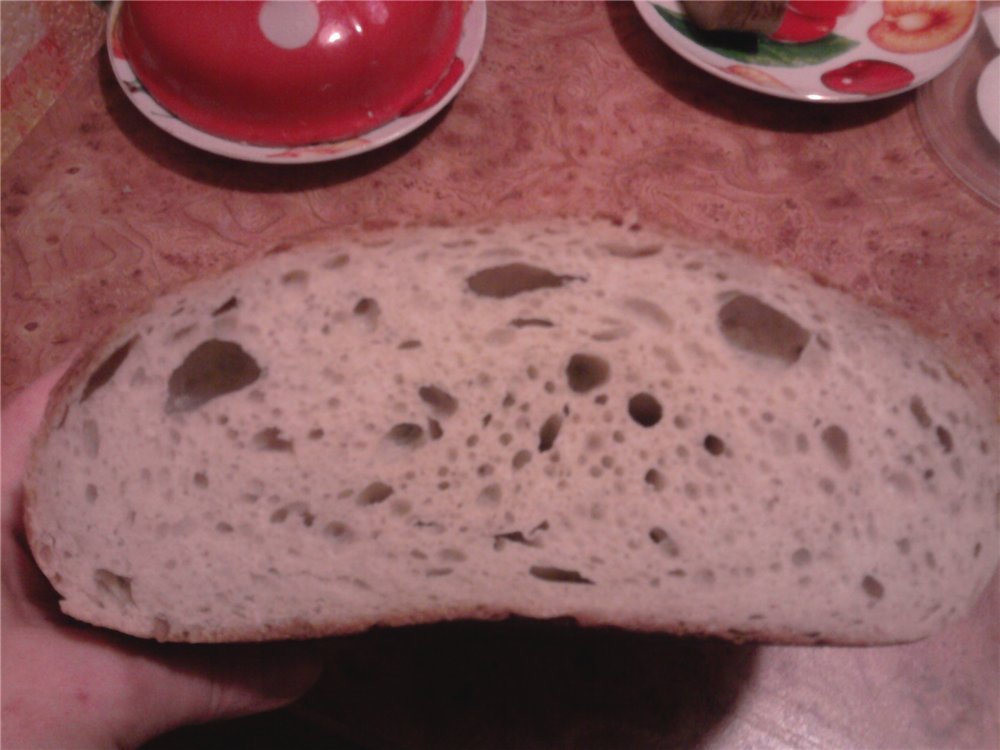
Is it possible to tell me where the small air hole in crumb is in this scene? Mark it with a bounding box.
[323,521,352,542]
[695,569,716,586]
[648,527,680,556]
[529,566,594,584]
[861,575,885,600]
[252,427,294,452]
[82,419,100,458]
[419,385,458,416]
[538,413,563,452]
[820,425,850,469]
[357,482,394,505]
[935,426,953,454]
[386,423,424,447]
[353,297,380,319]
[477,484,502,506]
[281,269,309,285]
[644,468,666,491]
[193,471,209,488]
[909,396,932,429]
[439,548,467,562]
[703,434,725,456]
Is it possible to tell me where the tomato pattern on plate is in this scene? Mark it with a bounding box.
[635,0,979,102]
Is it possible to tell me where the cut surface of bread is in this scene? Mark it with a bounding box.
[25,221,998,644]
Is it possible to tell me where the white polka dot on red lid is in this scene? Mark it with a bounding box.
[258,0,320,50]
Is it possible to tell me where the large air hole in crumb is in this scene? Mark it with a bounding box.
[82,336,138,401]
[566,353,610,393]
[419,385,458,416]
[628,393,662,427]
[252,427,294,452]
[820,425,850,469]
[94,569,135,607]
[538,413,563,452]
[357,482,394,505]
[466,263,578,298]
[717,294,810,364]
[386,423,424,448]
[166,339,261,414]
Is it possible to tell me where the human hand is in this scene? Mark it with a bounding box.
[1,362,323,750]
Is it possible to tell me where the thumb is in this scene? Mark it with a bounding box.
[120,640,324,747]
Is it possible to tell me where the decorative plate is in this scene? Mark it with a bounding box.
[107,0,486,163]
[976,6,1000,141]
[634,0,979,102]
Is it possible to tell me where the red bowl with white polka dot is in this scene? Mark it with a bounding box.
[115,0,466,147]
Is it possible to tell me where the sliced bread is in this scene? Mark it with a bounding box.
[24,220,998,644]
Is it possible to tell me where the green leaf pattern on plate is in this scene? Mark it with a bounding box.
[654,5,857,67]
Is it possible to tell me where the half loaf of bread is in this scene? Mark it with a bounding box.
[25,221,998,644]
